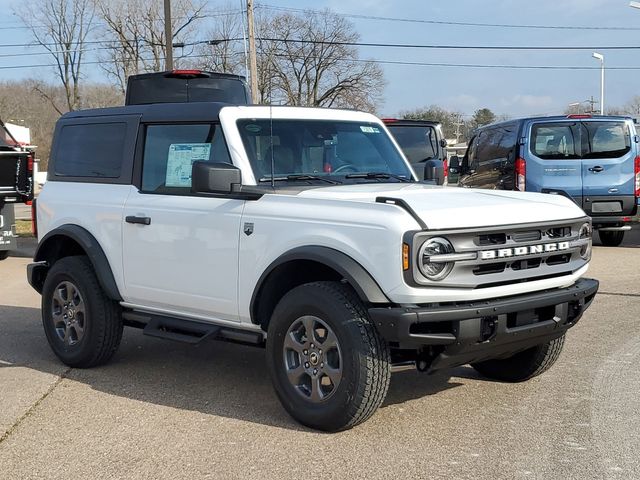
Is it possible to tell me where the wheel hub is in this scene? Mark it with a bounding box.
[51,280,86,346]
[283,315,342,403]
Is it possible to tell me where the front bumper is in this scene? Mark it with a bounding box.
[369,278,598,372]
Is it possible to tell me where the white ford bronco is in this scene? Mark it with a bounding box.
[28,102,598,431]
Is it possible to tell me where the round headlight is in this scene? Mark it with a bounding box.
[418,237,455,281]
[579,222,592,260]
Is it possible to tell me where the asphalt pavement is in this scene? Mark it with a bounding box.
[0,231,639,480]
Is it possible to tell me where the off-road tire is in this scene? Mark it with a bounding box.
[266,281,391,431]
[42,256,123,368]
[471,334,565,382]
[599,230,625,247]
[0,250,9,260]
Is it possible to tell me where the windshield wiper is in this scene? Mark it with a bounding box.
[345,172,412,183]
[259,174,341,185]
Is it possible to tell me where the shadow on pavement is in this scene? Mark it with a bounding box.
[593,223,640,248]
[0,304,464,432]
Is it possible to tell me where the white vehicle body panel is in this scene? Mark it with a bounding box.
[36,182,130,293]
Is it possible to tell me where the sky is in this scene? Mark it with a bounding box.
[1,0,640,118]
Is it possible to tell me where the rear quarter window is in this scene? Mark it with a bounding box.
[54,123,127,178]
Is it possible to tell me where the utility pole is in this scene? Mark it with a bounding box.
[164,0,174,71]
[247,0,259,104]
[453,114,464,144]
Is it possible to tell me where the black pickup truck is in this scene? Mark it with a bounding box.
[0,120,34,260]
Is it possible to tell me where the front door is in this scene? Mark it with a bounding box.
[122,122,243,323]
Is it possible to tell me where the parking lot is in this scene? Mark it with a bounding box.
[0,228,638,480]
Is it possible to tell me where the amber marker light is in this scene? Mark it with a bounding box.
[402,243,410,271]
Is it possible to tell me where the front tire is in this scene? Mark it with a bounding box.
[598,230,624,247]
[471,335,565,382]
[42,256,123,368]
[266,281,391,431]
[0,250,8,260]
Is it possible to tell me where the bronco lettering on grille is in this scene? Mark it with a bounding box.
[480,242,570,260]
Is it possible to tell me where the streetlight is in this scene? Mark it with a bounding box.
[630,1,640,9]
[592,52,604,115]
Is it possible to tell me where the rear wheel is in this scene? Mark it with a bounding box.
[0,250,9,260]
[266,281,391,431]
[42,256,123,368]
[471,335,565,382]
[598,230,625,247]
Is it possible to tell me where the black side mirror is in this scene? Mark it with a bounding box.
[423,159,445,185]
[439,138,448,148]
[191,162,242,194]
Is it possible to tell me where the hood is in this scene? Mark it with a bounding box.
[296,184,586,230]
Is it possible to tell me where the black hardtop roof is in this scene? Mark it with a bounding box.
[60,102,384,124]
[476,114,635,131]
[383,118,441,127]
[61,101,230,123]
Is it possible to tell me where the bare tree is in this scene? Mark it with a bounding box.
[16,0,95,112]
[256,10,385,111]
[623,96,640,116]
[96,0,206,93]
[193,6,246,75]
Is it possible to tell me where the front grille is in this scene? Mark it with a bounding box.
[411,218,589,288]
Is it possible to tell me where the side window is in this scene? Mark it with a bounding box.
[141,123,231,194]
[464,135,478,172]
[55,123,126,178]
[475,130,496,171]
[498,124,518,164]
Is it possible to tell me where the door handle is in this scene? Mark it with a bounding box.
[125,216,151,225]
[588,166,604,173]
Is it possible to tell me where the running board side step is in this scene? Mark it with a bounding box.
[123,311,265,346]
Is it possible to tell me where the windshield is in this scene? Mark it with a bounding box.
[237,119,413,182]
[386,125,439,163]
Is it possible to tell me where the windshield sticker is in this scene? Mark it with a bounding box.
[245,124,262,133]
[165,143,211,187]
[360,126,380,134]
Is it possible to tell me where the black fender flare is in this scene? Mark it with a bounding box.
[250,246,390,319]
[34,224,122,301]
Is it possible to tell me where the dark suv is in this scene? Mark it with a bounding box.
[383,118,448,183]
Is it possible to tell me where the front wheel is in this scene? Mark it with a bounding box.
[598,230,625,247]
[471,335,565,382]
[0,250,9,261]
[266,281,391,431]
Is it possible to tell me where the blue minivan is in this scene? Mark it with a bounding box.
[453,115,639,246]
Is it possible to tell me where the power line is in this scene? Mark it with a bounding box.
[254,37,640,51]
[7,49,640,72]
[5,35,640,51]
[258,4,640,32]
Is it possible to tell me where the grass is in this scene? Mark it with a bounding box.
[15,219,33,237]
